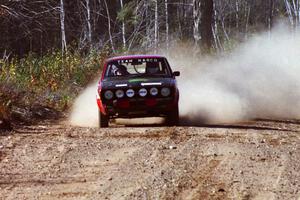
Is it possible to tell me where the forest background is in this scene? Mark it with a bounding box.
[0,0,300,127]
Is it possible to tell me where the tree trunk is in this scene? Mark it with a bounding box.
[298,0,300,26]
[200,0,214,52]
[86,0,92,45]
[285,0,294,26]
[193,0,201,44]
[212,1,222,51]
[60,0,67,54]
[268,0,274,36]
[235,0,239,30]
[245,3,251,40]
[120,0,126,49]
[103,0,115,52]
[177,2,183,39]
[154,0,159,51]
[293,0,300,28]
[144,0,151,49]
[165,0,169,49]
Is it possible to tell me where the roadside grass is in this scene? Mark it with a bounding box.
[0,48,109,125]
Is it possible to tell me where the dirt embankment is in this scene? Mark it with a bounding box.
[0,120,300,200]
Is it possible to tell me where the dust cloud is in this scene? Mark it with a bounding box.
[70,24,300,127]
[171,24,300,124]
[69,84,99,127]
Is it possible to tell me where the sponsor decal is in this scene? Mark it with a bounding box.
[128,78,149,83]
[116,84,128,87]
[141,82,162,86]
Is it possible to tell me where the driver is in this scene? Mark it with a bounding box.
[115,64,129,76]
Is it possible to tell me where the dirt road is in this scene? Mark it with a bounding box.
[1,119,300,200]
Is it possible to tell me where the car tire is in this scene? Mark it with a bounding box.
[166,105,179,126]
[98,110,109,128]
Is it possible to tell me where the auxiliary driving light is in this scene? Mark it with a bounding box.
[139,88,147,97]
[161,87,171,97]
[115,90,124,98]
[126,89,135,97]
[104,90,114,100]
[150,87,158,96]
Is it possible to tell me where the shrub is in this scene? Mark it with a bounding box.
[0,48,109,125]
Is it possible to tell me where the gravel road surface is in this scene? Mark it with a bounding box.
[1,119,300,200]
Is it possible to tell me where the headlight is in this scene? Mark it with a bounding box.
[126,89,135,97]
[115,90,124,98]
[139,88,147,97]
[161,87,171,97]
[104,90,113,100]
[150,87,158,96]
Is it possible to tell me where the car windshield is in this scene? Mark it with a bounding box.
[105,58,171,78]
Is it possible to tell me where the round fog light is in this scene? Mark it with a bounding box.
[150,87,158,96]
[139,88,147,97]
[104,90,114,100]
[126,89,135,97]
[115,90,124,98]
[161,87,171,97]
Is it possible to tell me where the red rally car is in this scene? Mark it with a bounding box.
[96,55,180,127]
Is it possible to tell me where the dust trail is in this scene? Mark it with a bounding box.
[70,24,300,127]
[69,84,99,127]
[171,24,300,124]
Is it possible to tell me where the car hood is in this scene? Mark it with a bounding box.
[101,77,176,90]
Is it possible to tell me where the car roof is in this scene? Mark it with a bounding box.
[106,54,166,62]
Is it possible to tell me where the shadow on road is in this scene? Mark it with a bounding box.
[112,117,298,132]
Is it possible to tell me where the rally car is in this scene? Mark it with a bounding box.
[96,55,180,127]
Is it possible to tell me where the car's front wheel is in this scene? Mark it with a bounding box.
[98,110,109,128]
[166,105,179,126]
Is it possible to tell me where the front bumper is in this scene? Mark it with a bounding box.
[104,97,177,118]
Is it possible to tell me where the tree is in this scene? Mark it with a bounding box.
[284,0,300,29]
[193,0,201,44]
[60,0,67,54]
[200,0,214,51]
[154,0,159,51]
[103,0,115,52]
[0,0,297,57]
[165,0,169,49]
[119,0,126,49]
[86,0,92,45]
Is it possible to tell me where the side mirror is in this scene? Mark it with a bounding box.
[173,71,180,77]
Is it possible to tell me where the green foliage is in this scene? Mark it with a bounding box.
[0,48,109,112]
[117,1,137,25]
